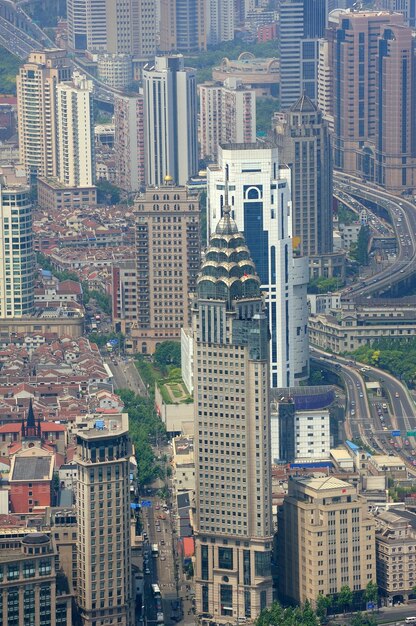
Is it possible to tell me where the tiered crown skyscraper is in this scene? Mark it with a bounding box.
[193,201,273,625]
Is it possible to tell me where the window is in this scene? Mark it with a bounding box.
[23,561,35,578]
[220,584,233,616]
[218,547,233,570]
[202,585,209,613]
[201,545,209,580]
[243,550,251,585]
[7,564,19,580]
[255,552,271,577]
[244,589,251,618]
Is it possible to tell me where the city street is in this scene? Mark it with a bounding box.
[106,357,149,396]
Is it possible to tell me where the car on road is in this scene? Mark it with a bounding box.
[359,393,364,397]
[395,392,400,398]
[160,555,166,561]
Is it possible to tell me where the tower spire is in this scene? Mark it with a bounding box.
[26,398,36,437]
[223,163,231,215]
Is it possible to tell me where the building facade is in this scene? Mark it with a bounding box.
[278,476,376,605]
[206,0,235,45]
[16,49,71,181]
[114,93,145,192]
[56,72,95,189]
[143,55,198,186]
[274,94,344,278]
[278,0,327,109]
[0,532,72,626]
[207,144,309,387]
[332,12,416,193]
[193,203,274,625]
[75,412,134,626]
[0,185,34,319]
[159,0,206,53]
[199,79,256,162]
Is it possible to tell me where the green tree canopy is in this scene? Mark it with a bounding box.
[339,585,353,613]
[154,341,181,371]
[256,600,319,626]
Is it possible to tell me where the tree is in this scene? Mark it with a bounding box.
[154,341,181,370]
[364,580,378,609]
[350,225,370,265]
[351,613,377,626]
[96,179,121,205]
[256,97,278,135]
[339,585,353,614]
[315,594,331,622]
[256,600,319,626]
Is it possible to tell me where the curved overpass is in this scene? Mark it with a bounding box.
[334,173,416,300]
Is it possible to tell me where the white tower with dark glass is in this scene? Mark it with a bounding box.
[193,199,274,625]
[208,143,309,387]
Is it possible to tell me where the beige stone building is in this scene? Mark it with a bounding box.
[375,509,416,603]
[278,476,376,605]
[117,186,200,354]
[0,531,72,625]
[75,412,134,626]
[193,206,273,625]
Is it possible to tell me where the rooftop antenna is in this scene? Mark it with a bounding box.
[223,164,231,215]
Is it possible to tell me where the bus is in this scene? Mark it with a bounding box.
[151,584,162,612]
[151,544,159,557]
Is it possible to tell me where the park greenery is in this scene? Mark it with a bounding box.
[350,225,370,265]
[0,47,21,95]
[256,97,278,135]
[308,276,343,294]
[96,179,121,205]
[351,337,416,388]
[154,341,181,372]
[116,389,166,486]
[337,203,357,226]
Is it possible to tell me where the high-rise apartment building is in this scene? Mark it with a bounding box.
[278,476,376,605]
[317,38,334,131]
[206,0,235,44]
[132,0,157,58]
[278,0,327,109]
[114,93,145,192]
[131,187,200,354]
[193,203,273,625]
[75,412,134,626]
[274,94,344,278]
[56,72,95,189]
[160,0,206,53]
[207,144,309,387]
[143,55,198,186]
[67,0,144,54]
[0,185,34,319]
[0,532,72,625]
[199,79,256,162]
[332,12,416,193]
[16,49,71,180]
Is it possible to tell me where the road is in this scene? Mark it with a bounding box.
[330,603,416,624]
[106,356,149,397]
[312,347,416,472]
[334,173,416,299]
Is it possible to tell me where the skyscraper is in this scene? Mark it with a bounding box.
[332,12,416,192]
[56,72,95,189]
[67,0,146,54]
[132,186,200,354]
[278,0,327,109]
[199,79,256,162]
[75,412,134,626]
[114,93,145,192]
[0,185,34,319]
[159,0,206,53]
[380,0,416,28]
[193,201,273,624]
[274,94,344,278]
[143,55,198,186]
[207,143,309,388]
[206,0,235,44]
[16,49,71,180]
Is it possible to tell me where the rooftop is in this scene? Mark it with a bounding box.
[76,412,129,439]
[11,455,53,481]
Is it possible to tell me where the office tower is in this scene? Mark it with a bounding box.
[132,0,157,58]
[193,203,273,624]
[199,79,256,162]
[0,185,34,319]
[131,186,200,354]
[56,72,95,189]
[75,413,134,626]
[380,0,416,27]
[278,0,327,109]
[317,38,334,131]
[278,476,376,605]
[206,0,235,44]
[160,0,206,53]
[67,0,142,54]
[114,93,145,192]
[0,532,72,625]
[143,56,198,186]
[375,23,416,191]
[96,53,133,90]
[274,94,344,278]
[207,143,309,388]
[16,49,71,180]
[332,12,416,192]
